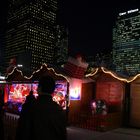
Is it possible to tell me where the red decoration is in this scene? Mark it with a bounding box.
[64,57,88,79]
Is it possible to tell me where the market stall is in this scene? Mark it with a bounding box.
[129,75,140,128]
[67,77,95,128]
[85,67,127,131]
[4,64,69,140]
[63,56,96,127]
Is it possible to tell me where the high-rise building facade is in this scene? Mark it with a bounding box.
[5,0,58,73]
[54,25,68,65]
[113,8,140,76]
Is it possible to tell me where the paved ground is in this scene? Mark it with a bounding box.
[67,126,140,140]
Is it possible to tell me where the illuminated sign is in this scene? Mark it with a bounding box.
[17,64,23,67]
[119,8,139,16]
[0,76,6,80]
[70,87,81,100]
[69,78,82,100]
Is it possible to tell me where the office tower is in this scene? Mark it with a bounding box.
[113,8,140,76]
[54,25,68,65]
[0,1,7,75]
[0,34,4,75]
[85,51,113,69]
[5,0,58,74]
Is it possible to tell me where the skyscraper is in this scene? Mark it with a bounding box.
[5,0,58,73]
[54,25,68,65]
[113,8,140,76]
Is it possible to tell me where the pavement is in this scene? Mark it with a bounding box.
[67,126,140,140]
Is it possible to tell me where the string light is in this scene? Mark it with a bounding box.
[6,63,69,82]
[5,63,70,107]
[85,67,140,83]
[101,67,128,82]
[85,68,99,77]
[7,65,140,83]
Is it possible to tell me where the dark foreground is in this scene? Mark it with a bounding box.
[67,126,140,140]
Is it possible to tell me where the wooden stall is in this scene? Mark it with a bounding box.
[63,56,92,127]
[4,64,69,140]
[84,67,127,131]
[68,78,95,127]
[129,76,140,128]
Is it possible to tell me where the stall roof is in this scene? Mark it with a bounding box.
[85,67,137,83]
[6,63,69,82]
[6,67,30,82]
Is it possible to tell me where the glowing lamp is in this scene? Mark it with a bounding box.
[70,87,81,100]
[69,78,82,100]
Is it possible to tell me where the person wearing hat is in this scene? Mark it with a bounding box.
[16,75,67,140]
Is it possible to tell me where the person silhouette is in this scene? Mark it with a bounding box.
[25,90,36,104]
[0,91,4,140]
[16,75,67,140]
[16,90,36,140]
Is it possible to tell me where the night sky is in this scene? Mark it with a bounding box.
[0,0,140,57]
[58,0,140,57]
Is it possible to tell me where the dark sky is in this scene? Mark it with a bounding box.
[0,0,140,57]
[58,0,140,57]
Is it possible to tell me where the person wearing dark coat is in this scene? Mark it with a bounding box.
[0,92,4,140]
[25,90,36,104]
[16,90,36,140]
[16,75,67,140]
